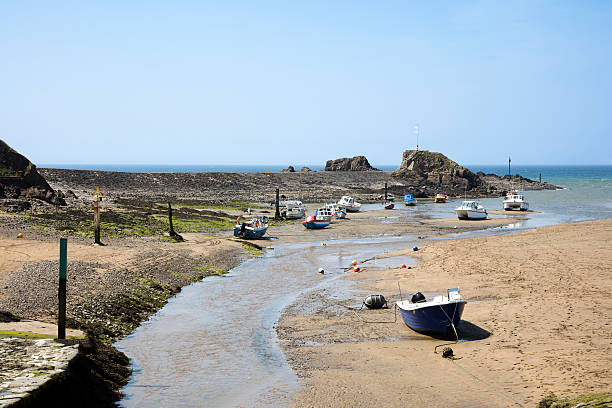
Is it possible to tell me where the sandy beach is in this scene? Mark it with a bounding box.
[277,219,612,407]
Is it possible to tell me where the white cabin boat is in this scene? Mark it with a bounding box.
[337,196,361,212]
[325,202,346,219]
[503,190,529,211]
[280,200,305,219]
[455,200,487,220]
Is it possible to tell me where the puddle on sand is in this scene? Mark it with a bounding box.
[116,236,420,408]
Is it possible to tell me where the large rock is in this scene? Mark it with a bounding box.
[392,150,484,195]
[0,140,66,206]
[324,156,379,171]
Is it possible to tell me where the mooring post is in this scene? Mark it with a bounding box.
[508,156,511,176]
[385,182,388,201]
[93,187,103,245]
[275,188,280,219]
[168,202,175,235]
[539,173,542,183]
[58,238,67,339]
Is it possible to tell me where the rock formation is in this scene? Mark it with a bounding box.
[391,150,555,196]
[324,156,379,171]
[300,166,312,172]
[280,166,295,173]
[0,140,66,206]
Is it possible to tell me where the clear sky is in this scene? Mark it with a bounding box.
[1,1,610,166]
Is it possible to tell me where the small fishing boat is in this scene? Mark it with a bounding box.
[376,193,395,201]
[403,194,416,206]
[434,193,448,203]
[325,202,346,219]
[302,207,332,229]
[233,215,268,239]
[396,288,467,337]
[384,202,394,210]
[455,200,487,220]
[279,200,305,219]
[503,190,529,211]
[337,196,361,212]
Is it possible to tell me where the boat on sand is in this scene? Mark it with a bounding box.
[233,215,268,239]
[455,200,487,220]
[503,190,529,211]
[302,207,332,229]
[337,196,361,212]
[396,288,467,337]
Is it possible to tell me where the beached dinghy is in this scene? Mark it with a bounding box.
[384,202,394,210]
[233,215,268,239]
[455,200,487,220]
[396,288,467,337]
[434,193,448,203]
[302,207,332,229]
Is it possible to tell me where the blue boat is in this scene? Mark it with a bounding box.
[302,207,332,229]
[233,215,268,239]
[403,194,416,206]
[396,288,467,337]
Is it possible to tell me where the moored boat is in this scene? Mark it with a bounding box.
[384,202,394,210]
[434,193,448,203]
[337,196,361,212]
[396,288,467,337]
[325,202,347,219]
[403,194,416,206]
[503,190,529,211]
[233,215,268,239]
[279,200,305,219]
[302,207,332,229]
[455,200,487,220]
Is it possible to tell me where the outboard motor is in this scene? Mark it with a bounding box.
[363,294,387,309]
[411,292,426,303]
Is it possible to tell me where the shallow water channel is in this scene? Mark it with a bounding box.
[116,236,419,407]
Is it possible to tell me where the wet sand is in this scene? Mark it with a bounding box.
[277,219,612,407]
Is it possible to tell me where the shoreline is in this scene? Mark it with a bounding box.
[1,181,610,406]
[276,219,612,407]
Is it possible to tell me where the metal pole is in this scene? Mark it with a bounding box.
[384,182,388,201]
[539,173,542,183]
[58,238,67,339]
[508,156,511,176]
[275,188,280,219]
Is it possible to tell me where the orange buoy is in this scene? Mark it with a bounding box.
[352,260,357,266]
[17,233,23,239]
[353,267,360,272]
[401,264,406,268]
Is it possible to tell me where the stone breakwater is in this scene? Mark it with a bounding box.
[38,168,557,205]
[0,338,78,407]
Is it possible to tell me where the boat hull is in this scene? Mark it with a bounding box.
[233,226,267,239]
[504,201,529,211]
[302,220,330,229]
[404,201,416,206]
[397,301,466,336]
[455,209,487,220]
[384,203,394,210]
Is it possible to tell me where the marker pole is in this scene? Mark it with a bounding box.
[58,238,67,339]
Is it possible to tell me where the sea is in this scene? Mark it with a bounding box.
[40,163,612,225]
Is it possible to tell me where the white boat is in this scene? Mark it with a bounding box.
[280,200,305,219]
[337,196,361,212]
[455,200,487,220]
[503,190,529,211]
[376,193,395,201]
[302,207,333,229]
[325,202,346,219]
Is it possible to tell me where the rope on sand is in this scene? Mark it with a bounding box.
[318,294,398,324]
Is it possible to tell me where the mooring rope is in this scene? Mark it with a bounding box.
[318,294,398,324]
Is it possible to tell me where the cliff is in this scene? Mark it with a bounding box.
[0,140,66,207]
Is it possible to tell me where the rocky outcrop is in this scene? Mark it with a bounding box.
[281,166,295,173]
[392,150,556,196]
[0,140,66,206]
[324,156,379,171]
[392,150,483,195]
[300,167,312,172]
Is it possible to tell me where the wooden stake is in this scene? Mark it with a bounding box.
[58,238,67,339]
[275,188,280,219]
[93,198,101,244]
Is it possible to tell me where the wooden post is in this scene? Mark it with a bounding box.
[93,198,101,244]
[384,183,388,201]
[167,203,183,241]
[275,188,280,219]
[58,238,67,339]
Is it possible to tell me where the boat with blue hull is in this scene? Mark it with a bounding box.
[403,194,416,206]
[396,288,467,337]
[233,215,268,239]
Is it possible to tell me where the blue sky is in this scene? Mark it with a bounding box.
[1,1,610,166]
